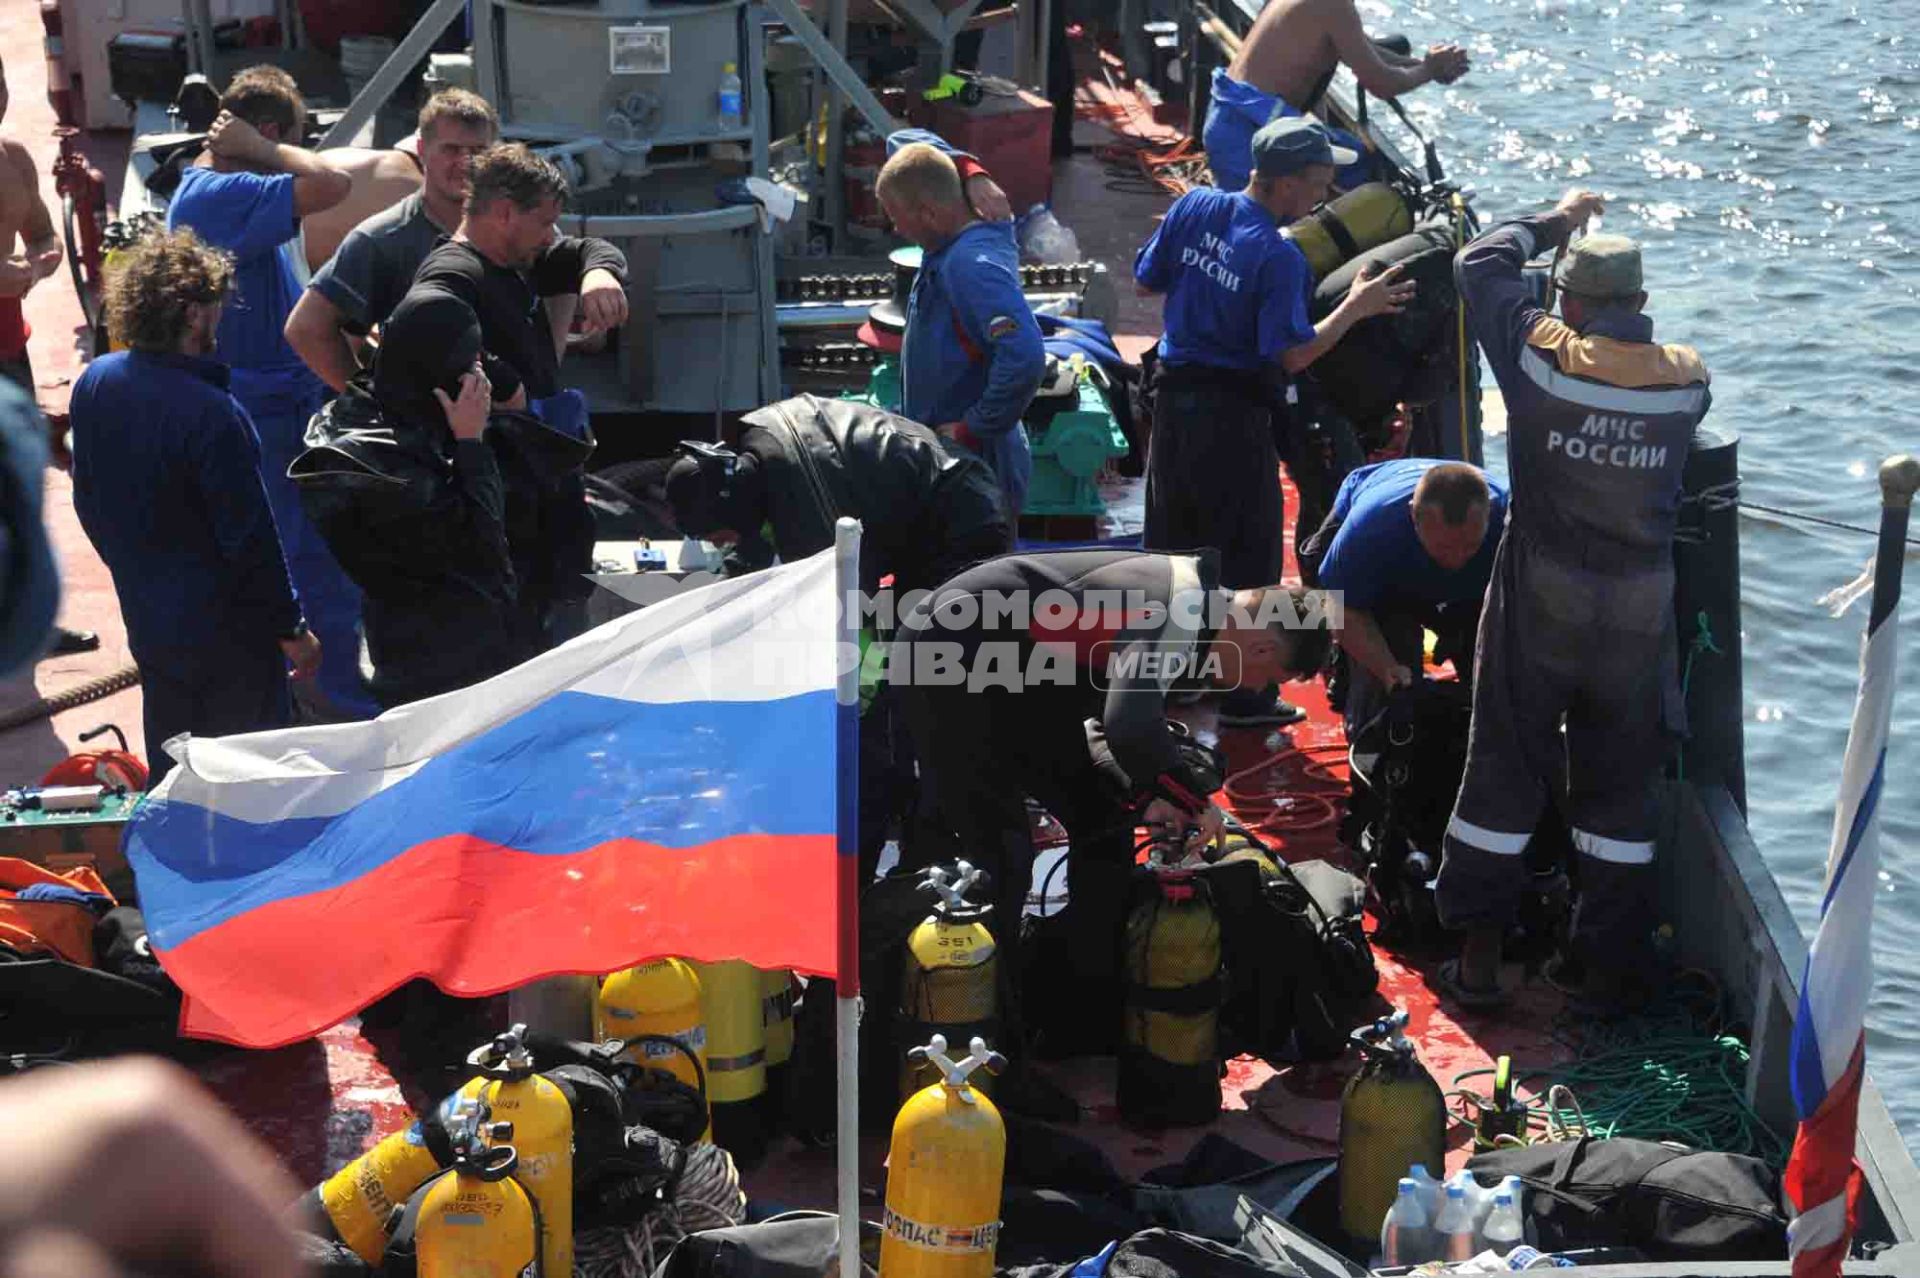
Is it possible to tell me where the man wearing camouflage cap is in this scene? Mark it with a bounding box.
[1434,189,1711,1012]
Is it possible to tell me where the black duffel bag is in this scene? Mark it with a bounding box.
[1465,1135,1788,1262]
[1306,221,1461,433]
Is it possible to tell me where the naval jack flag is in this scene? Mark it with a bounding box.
[1784,456,1919,1278]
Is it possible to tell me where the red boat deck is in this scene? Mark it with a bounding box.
[0,12,1577,1200]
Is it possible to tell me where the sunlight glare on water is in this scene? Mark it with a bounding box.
[1363,0,1920,1148]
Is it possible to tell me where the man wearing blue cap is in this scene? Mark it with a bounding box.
[1135,115,1411,725]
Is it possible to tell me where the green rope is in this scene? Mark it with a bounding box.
[1451,977,1790,1168]
[1675,611,1725,784]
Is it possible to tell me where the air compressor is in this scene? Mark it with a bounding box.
[597,957,711,1140]
[693,958,768,1163]
[1338,1010,1446,1249]
[899,863,999,1100]
[395,1098,540,1278]
[880,1035,1007,1278]
[458,1025,573,1278]
[1118,865,1224,1128]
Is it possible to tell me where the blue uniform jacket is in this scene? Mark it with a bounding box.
[886,130,1045,516]
[901,221,1045,516]
[69,352,302,673]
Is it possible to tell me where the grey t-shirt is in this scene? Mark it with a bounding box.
[307,192,451,334]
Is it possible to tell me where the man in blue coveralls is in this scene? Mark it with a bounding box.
[1204,0,1469,192]
[1134,116,1411,726]
[1297,458,1504,734]
[1436,190,1710,1012]
[876,140,1045,519]
[69,229,321,785]
[164,66,373,719]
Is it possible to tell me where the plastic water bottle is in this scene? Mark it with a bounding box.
[1434,1181,1477,1262]
[1483,1185,1524,1256]
[718,61,744,130]
[1407,1162,1444,1218]
[1450,1169,1491,1231]
[1380,1177,1435,1267]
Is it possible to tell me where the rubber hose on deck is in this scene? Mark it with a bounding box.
[0,665,142,735]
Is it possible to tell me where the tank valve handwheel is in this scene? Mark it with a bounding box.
[907,1034,1006,1103]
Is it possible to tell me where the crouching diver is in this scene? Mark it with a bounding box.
[291,287,521,709]
[666,394,1014,881]
[1436,189,1710,1012]
[893,549,1332,1101]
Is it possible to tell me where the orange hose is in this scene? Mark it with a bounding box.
[1222,738,1349,835]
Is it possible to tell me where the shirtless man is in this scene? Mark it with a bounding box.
[0,55,64,399]
[1,56,99,656]
[1204,0,1471,192]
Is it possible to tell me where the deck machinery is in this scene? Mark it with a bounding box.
[465,0,780,419]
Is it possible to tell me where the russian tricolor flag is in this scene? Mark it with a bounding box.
[126,548,851,1050]
[1785,459,1915,1277]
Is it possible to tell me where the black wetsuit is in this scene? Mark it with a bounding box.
[411,236,626,648]
[892,549,1230,1037]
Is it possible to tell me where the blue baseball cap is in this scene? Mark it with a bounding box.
[1251,116,1361,178]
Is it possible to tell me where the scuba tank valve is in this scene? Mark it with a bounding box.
[881,1036,1007,1278]
[459,1024,573,1278]
[899,862,1000,1100]
[1338,1009,1447,1251]
[409,1098,540,1278]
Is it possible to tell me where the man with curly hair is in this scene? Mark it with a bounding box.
[68,229,320,786]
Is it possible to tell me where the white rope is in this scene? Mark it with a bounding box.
[574,1142,748,1278]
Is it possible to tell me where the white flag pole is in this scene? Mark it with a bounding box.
[833,517,864,1278]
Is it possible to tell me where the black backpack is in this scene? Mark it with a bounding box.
[1203,845,1377,1063]
[1306,221,1461,434]
[1465,1136,1788,1262]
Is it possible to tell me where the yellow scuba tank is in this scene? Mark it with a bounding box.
[411,1099,540,1278]
[307,1095,460,1263]
[1119,865,1224,1127]
[880,1035,1007,1278]
[1286,182,1415,279]
[762,969,796,1069]
[692,958,768,1161]
[597,957,712,1140]
[899,863,1000,1101]
[458,1024,573,1278]
[761,967,796,1124]
[1338,1010,1446,1248]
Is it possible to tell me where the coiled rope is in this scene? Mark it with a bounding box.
[573,1141,747,1278]
[1446,971,1789,1167]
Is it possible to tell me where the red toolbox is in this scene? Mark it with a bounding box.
[916,88,1056,216]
